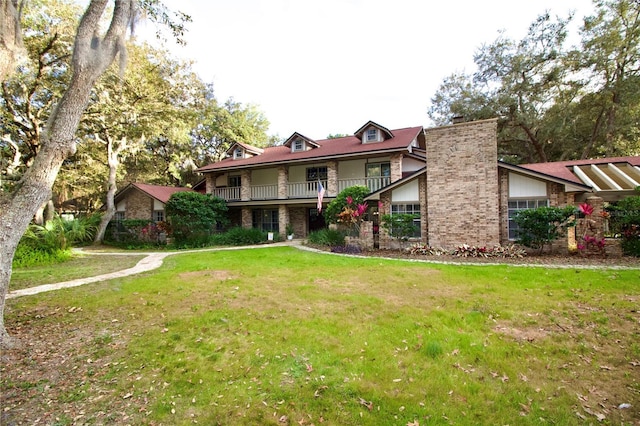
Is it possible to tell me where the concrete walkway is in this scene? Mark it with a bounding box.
[7,241,297,300]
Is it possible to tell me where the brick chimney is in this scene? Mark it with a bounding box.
[424,119,500,249]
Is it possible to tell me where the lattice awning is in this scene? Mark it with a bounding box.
[571,162,640,192]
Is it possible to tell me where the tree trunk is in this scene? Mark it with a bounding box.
[0,0,133,349]
[94,136,124,244]
[0,0,25,82]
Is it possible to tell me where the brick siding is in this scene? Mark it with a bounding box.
[125,189,153,220]
[425,119,500,249]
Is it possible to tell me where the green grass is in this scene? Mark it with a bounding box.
[9,253,145,290]
[3,247,639,425]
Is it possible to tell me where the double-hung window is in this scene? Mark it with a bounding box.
[366,162,391,191]
[366,128,378,142]
[391,203,421,238]
[306,166,327,191]
[508,199,549,240]
[153,210,164,223]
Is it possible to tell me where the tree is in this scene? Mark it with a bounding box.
[428,1,640,163]
[165,191,228,246]
[190,93,271,165]
[78,42,202,242]
[573,0,640,158]
[1,0,80,191]
[0,0,189,348]
[430,13,573,163]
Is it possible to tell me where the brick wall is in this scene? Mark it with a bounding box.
[278,166,288,199]
[241,207,252,228]
[289,207,307,237]
[240,170,251,201]
[125,189,153,220]
[327,161,338,197]
[425,119,499,249]
[390,153,403,182]
[498,168,510,244]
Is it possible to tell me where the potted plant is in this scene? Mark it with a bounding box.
[285,223,294,240]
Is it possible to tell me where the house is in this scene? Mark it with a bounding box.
[113,182,194,223]
[196,119,640,249]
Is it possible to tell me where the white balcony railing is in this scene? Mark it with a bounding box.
[251,184,278,200]
[211,177,391,201]
[211,186,241,200]
[338,177,390,192]
[288,180,327,198]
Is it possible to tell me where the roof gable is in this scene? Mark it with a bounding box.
[116,183,194,204]
[354,121,394,143]
[283,132,320,151]
[226,141,264,159]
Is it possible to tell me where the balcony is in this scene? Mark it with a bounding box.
[251,184,278,200]
[211,177,391,202]
[338,177,390,192]
[288,180,326,198]
[211,186,241,201]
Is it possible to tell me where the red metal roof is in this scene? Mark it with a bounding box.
[520,156,640,185]
[129,183,194,203]
[197,126,425,172]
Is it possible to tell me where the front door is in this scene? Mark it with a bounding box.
[308,208,326,232]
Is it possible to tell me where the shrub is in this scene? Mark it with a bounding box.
[406,243,526,258]
[380,213,419,244]
[12,243,72,268]
[407,243,449,256]
[62,213,100,245]
[105,219,154,244]
[606,195,640,256]
[323,186,370,225]
[165,192,228,246]
[12,214,87,267]
[209,227,269,246]
[513,206,576,253]
[307,229,346,246]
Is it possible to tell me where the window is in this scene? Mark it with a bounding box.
[391,203,421,237]
[153,210,164,222]
[306,166,328,191]
[306,166,328,182]
[293,139,304,152]
[233,148,243,159]
[114,211,125,221]
[366,162,391,191]
[508,198,549,240]
[228,175,241,187]
[252,209,279,232]
[366,128,378,142]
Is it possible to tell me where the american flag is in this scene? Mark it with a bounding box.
[317,180,326,212]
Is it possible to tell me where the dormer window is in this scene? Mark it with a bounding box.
[366,128,378,142]
[354,121,393,144]
[233,148,243,159]
[293,139,304,152]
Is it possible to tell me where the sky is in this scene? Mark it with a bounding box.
[136,0,594,140]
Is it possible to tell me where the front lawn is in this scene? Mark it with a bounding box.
[2,247,639,425]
